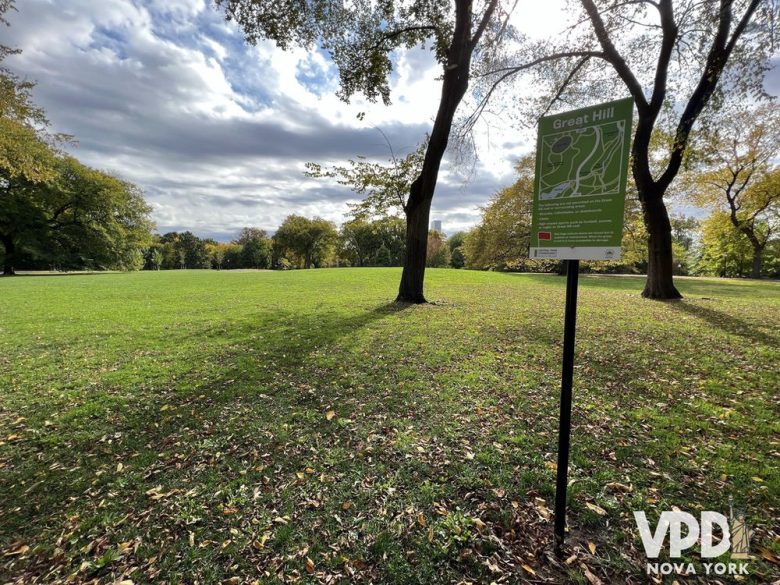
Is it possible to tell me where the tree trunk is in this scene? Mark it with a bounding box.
[640,194,681,299]
[396,0,477,302]
[750,245,763,279]
[2,235,16,276]
[398,200,430,303]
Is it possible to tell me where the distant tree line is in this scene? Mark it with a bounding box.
[144,216,406,271]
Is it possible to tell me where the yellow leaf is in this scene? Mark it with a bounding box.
[417,512,426,527]
[751,476,764,483]
[585,502,607,516]
[3,544,30,557]
[341,501,352,511]
[325,410,336,421]
[305,557,315,574]
[588,541,596,554]
[545,461,557,471]
[521,564,536,575]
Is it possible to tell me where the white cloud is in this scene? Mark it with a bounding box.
[4,0,777,239]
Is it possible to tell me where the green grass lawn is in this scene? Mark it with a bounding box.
[1,269,778,584]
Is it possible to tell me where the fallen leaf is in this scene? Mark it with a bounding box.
[585,502,607,516]
[758,546,780,566]
[605,482,632,493]
[521,564,536,575]
[588,541,596,555]
[305,557,315,574]
[326,410,336,421]
[581,564,603,585]
[3,544,29,557]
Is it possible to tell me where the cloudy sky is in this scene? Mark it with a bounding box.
[4,1,778,240]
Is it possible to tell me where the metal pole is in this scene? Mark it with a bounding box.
[554,259,579,549]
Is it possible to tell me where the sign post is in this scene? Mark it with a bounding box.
[529,98,634,549]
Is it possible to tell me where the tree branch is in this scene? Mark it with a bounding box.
[580,0,649,111]
[462,51,605,136]
[470,0,499,51]
[648,0,678,113]
[657,0,763,192]
[541,56,592,117]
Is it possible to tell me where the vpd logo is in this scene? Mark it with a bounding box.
[633,507,751,577]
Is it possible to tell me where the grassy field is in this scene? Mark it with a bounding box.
[0,269,778,584]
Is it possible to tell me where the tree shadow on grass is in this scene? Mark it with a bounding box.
[0,300,413,550]
[665,299,779,347]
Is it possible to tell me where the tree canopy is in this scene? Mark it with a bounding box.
[1,156,154,273]
[685,103,780,277]
[274,215,338,269]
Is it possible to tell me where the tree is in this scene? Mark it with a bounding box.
[178,231,208,269]
[426,230,451,267]
[151,247,164,271]
[696,210,756,277]
[686,104,780,278]
[0,0,60,187]
[1,156,154,274]
[372,216,406,266]
[273,215,338,269]
[235,227,272,269]
[340,219,380,267]
[479,0,773,298]
[461,157,534,270]
[218,0,520,302]
[448,230,467,268]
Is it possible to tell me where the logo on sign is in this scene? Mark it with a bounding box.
[633,502,751,577]
[538,231,552,241]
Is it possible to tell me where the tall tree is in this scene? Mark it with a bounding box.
[474,0,773,298]
[462,157,535,270]
[686,104,780,278]
[217,0,519,302]
[340,219,380,267]
[274,215,338,269]
[0,0,60,186]
[1,157,154,274]
[235,227,272,269]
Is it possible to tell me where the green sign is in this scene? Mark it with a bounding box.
[530,98,634,260]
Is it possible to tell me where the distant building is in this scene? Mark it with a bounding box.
[431,220,442,233]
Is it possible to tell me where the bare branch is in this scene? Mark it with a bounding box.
[462,50,605,135]
[541,56,592,117]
